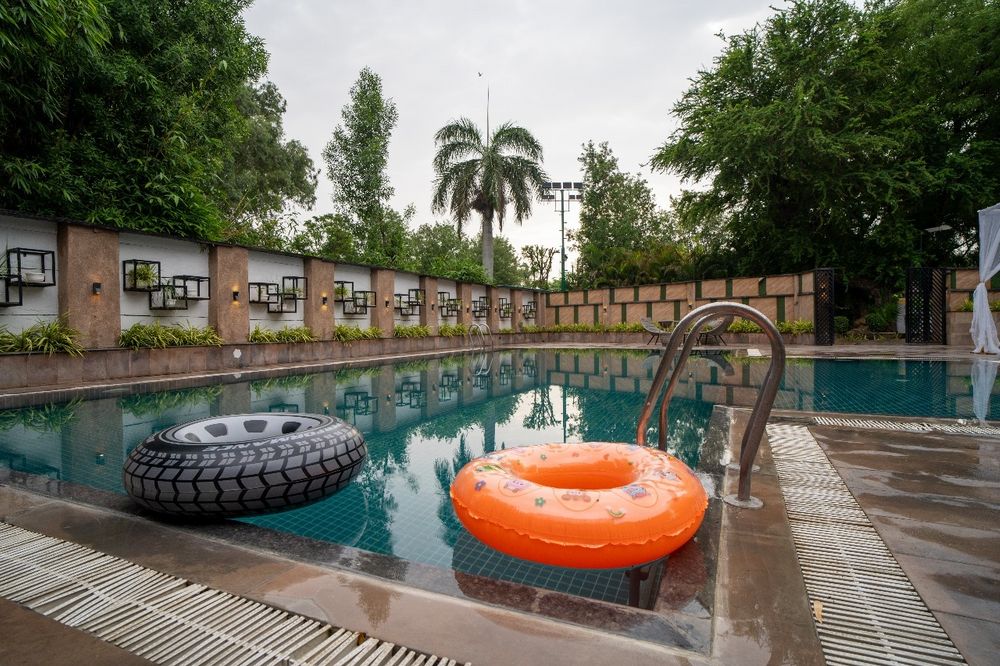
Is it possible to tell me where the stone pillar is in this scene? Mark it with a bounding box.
[487,286,501,331]
[303,258,335,340]
[420,275,438,335]
[534,291,549,327]
[510,289,524,331]
[209,246,249,344]
[424,361,442,417]
[370,268,396,338]
[457,282,473,327]
[58,224,120,349]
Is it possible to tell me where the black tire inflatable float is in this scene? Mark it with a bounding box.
[123,413,366,518]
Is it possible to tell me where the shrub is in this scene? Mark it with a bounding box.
[958,299,1000,312]
[438,323,468,337]
[497,327,514,335]
[864,301,898,332]
[727,319,764,334]
[606,321,644,333]
[393,324,430,338]
[333,325,382,342]
[834,316,850,334]
[520,324,542,333]
[249,325,317,343]
[119,322,223,349]
[0,317,86,356]
[776,319,814,335]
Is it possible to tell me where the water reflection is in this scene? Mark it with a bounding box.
[3,352,999,605]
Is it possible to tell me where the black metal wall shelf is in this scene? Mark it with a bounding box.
[408,288,426,307]
[149,283,189,311]
[281,276,308,300]
[499,297,512,318]
[472,296,491,318]
[334,281,354,303]
[248,282,278,304]
[521,300,537,319]
[343,290,375,316]
[122,259,161,292]
[0,278,23,307]
[437,291,460,318]
[6,248,56,287]
[171,275,210,301]
[394,294,414,317]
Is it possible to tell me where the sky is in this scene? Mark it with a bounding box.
[243,0,782,269]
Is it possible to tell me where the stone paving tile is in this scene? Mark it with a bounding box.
[893,553,1000,622]
[933,611,1000,666]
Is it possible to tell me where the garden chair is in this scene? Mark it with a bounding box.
[693,315,733,345]
[640,318,670,345]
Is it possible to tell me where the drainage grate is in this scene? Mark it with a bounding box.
[813,415,1000,437]
[0,523,469,666]
[766,424,967,666]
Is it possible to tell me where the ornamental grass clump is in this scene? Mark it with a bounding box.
[393,324,430,338]
[333,325,382,342]
[438,323,468,337]
[248,325,317,343]
[1,317,85,356]
[119,322,223,350]
[776,319,814,335]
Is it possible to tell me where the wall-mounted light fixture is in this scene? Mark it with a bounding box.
[321,295,328,306]
[385,298,391,308]
[91,282,102,295]
[232,290,240,301]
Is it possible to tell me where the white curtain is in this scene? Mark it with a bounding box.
[971,359,998,424]
[971,203,1000,354]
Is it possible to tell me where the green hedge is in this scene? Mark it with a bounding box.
[438,323,468,337]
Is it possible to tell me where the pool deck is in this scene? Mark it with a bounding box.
[1,341,998,664]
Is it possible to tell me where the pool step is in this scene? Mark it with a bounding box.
[813,415,1000,437]
[766,423,967,666]
[0,522,469,666]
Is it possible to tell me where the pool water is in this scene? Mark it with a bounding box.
[1,350,997,606]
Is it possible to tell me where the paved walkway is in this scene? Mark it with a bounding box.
[811,423,999,665]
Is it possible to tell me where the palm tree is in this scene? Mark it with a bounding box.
[432,118,545,280]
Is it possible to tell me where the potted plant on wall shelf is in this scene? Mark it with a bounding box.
[127,263,158,290]
[162,284,179,308]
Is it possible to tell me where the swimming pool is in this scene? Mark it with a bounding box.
[1,350,997,606]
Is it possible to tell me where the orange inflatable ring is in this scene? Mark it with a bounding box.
[450,442,708,569]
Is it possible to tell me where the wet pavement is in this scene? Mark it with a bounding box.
[811,425,1000,665]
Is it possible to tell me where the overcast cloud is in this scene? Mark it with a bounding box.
[243,0,782,267]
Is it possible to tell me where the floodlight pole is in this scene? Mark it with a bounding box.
[559,188,567,291]
[541,181,584,291]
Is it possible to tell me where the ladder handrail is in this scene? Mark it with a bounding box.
[467,323,493,349]
[635,302,786,504]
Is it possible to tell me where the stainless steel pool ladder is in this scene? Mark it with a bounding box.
[467,323,493,349]
[635,302,786,508]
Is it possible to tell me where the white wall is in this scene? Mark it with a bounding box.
[247,251,305,330]
[334,264,372,328]
[119,233,210,330]
[393,271,419,327]
[0,215,59,332]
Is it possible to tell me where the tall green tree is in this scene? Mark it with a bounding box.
[323,67,401,262]
[288,213,360,264]
[1,0,269,240]
[220,81,318,245]
[431,118,545,279]
[573,141,681,287]
[651,0,1000,289]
